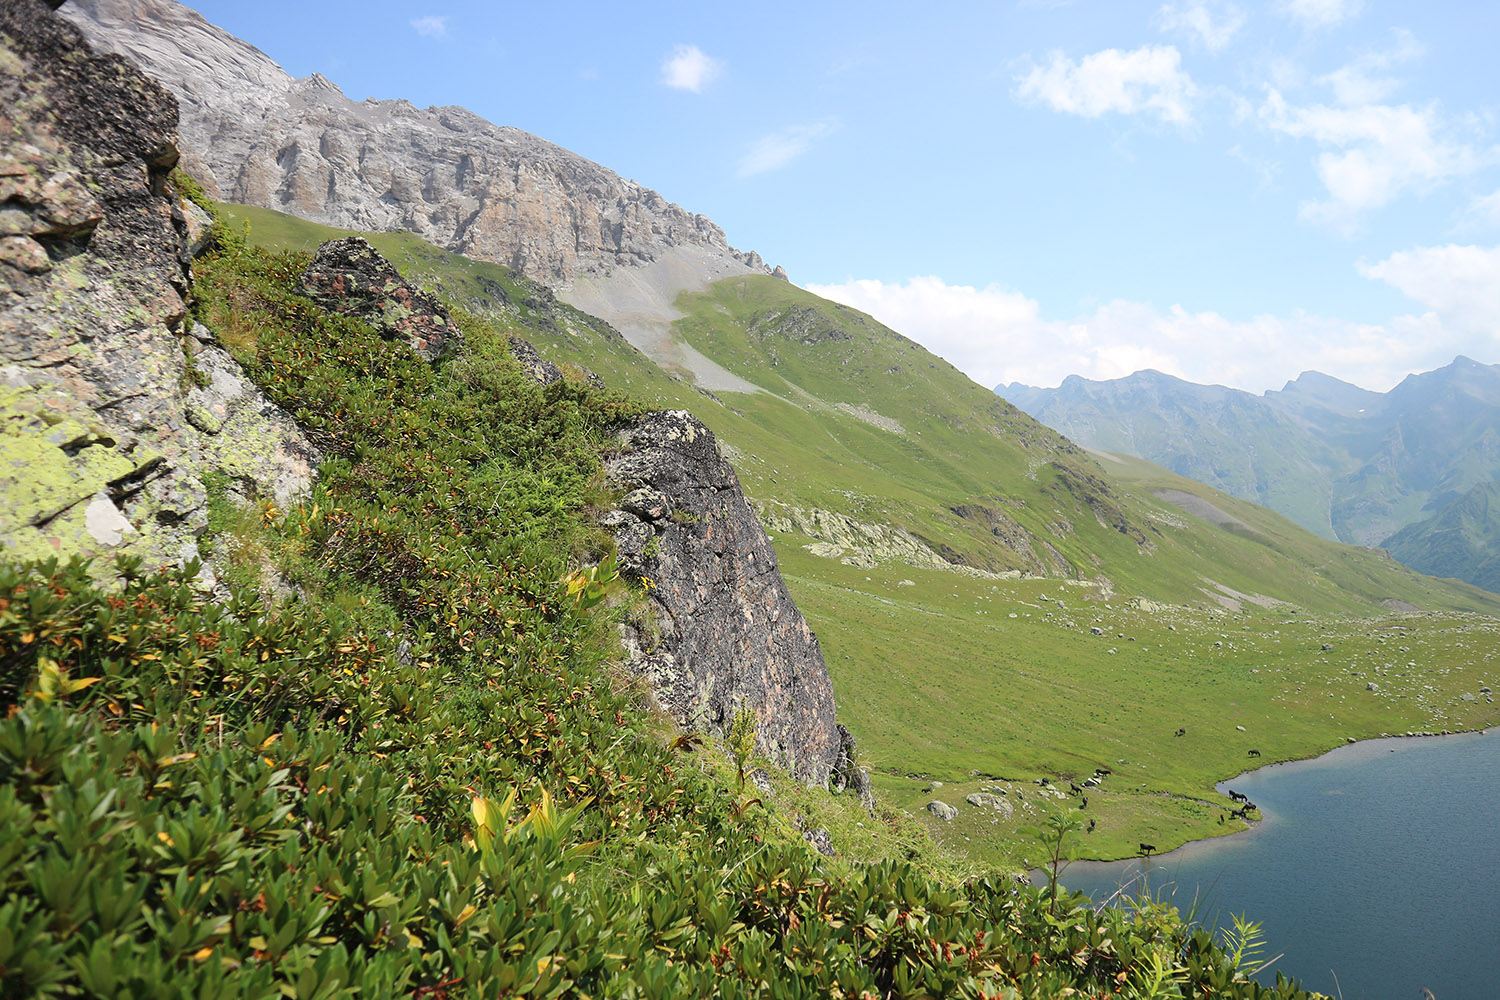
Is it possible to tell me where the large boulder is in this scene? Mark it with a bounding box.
[926,800,958,821]
[0,0,317,571]
[297,236,460,362]
[602,410,844,784]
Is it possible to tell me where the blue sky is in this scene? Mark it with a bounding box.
[188,0,1500,393]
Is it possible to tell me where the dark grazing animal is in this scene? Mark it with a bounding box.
[1174,728,1186,737]
[1139,843,1157,857]
[1247,749,1261,758]
[1228,790,1248,803]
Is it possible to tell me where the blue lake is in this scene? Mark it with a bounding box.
[1050,729,1500,1000]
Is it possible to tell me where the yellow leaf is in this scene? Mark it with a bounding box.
[62,676,102,694]
[259,733,280,750]
[455,903,478,926]
[191,946,214,961]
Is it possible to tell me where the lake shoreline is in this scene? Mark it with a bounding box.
[1063,723,1498,869]
[1038,726,1500,999]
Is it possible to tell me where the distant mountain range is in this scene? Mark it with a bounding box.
[999,357,1500,589]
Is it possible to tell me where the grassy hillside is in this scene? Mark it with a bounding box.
[217,204,1500,871]
[0,212,1337,999]
[1383,481,1500,592]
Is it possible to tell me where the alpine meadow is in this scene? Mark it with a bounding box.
[4,2,1499,998]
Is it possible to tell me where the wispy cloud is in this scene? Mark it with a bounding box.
[1156,1,1246,53]
[1258,88,1486,231]
[1317,28,1424,106]
[410,16,448,38]
[1275,0,1362,29]
[738,122,836,178]
[1465,189,1500,230]
[1014,45,1197,126]
[661,44,723,93]
[804,273,1480,394]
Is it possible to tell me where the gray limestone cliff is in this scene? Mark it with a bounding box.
[601,410,854,786]
[0,0,317,571]
[61,0,769,289]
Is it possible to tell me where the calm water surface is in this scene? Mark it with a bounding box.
[1051,729,1500,1000]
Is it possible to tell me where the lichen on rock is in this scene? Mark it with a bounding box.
[0,1,318,574]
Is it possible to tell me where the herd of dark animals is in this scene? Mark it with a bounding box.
[1025,762,1256,854]
[1002,740,1265,857]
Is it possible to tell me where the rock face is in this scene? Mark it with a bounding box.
[0,0,318,570]
[602,410,844,784]
[61,0,768,289]
[298,237,460,362]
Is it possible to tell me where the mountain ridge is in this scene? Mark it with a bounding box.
[999,357,1500,588]
[61,0,769,289]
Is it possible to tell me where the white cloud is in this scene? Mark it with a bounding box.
[803,274,1489,395]
[1258,89,1485,231]
[661,44,722,93]
[1359,245,1500,339]
[738,122,836,177]
[410,16,448,38]
[1275,0,1362,29]
[1318,28,1424,106]
[1156,1,1246,53]
[1015,45,1197,126]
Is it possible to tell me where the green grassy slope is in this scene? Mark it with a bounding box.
[219,203,1500,866]
[1383,481,1500,592]
[2,220,1350,999]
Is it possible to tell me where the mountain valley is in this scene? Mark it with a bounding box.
[5,2,1500,995]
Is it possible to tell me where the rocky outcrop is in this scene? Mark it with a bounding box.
[298,237,460,362]
[62,0,769,289]
[965,791,1013,818]
[601,410,845,785]
[0,1,317,570]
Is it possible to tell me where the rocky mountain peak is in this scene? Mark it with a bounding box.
[61,0,769,290]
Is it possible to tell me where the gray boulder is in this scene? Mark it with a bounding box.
[297,236,460,361]
[926,800,958,821]
[801,827,835,857]
[965,792,1014,818]
[603,409,843,784]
